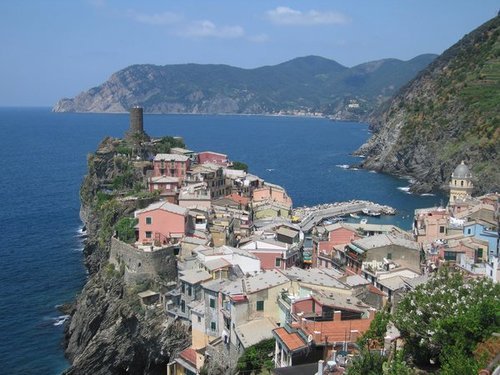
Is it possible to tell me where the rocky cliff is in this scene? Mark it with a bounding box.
[63,137,190,374]
[53,55,436,120]
[357,16,500,194]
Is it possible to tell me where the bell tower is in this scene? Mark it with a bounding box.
[449,161,473,204]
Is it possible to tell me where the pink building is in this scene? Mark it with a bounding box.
[239,239,299,270]
[197,151,229,166]
[313,223,360,268]
[252,184,292,208]
[153,154,190,179]
[135,201,188,244]
[148,176,180,203]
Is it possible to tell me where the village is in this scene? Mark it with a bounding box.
[105,108,499,375]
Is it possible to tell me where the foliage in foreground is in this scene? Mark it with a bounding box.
[237,339,274,374]
[393,268,500,367]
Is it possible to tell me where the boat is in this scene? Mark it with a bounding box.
[360,219,368,224]
[362,208,381,217]
[350,213,360,219]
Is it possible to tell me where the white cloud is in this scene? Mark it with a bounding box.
[247,33,270,43]
[128,10,181,26]
[266,6,349,26]
[181,20,244,39]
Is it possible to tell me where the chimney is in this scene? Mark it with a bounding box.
[333,310,341,321]
[368,308,376,320]
[350,329,359,341]
[317,360,324,375]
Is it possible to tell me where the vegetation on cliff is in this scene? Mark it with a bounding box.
[65,135,190,374]
[358,15,500,194]
[53,55,436,120]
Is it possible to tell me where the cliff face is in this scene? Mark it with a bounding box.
[63,138,190,374]
[358,16,500,194]
[53,55,436,120]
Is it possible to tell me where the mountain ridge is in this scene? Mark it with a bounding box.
[357,15,500,194]
[53,54,436,120]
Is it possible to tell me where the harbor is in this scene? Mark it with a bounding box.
[293,200,396,232]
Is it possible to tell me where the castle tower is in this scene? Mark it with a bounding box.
[129,106,144,134]
[449,160,473,204]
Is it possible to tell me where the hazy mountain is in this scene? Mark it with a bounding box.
[53,54,436,120]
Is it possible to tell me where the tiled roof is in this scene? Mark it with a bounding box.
[280,267,349,290]
[243,269,289,294]
[154,153,189,162]
[178,269,211,285]
[225,193,250,205]
[297,315,374,343]
[273,327,307,351]
[179,347,197,367]
[135,201,187,216]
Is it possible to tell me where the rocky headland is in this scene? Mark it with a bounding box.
[63,136,190,375]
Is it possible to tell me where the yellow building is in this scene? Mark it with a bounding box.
[449,161,473,205]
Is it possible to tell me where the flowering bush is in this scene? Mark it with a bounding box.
[393,268,500,366]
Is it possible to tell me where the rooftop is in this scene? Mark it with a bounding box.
[235,318,277,349]
[243,269,289,294]
[273,327,307,352]
[204,257,231,271]
[280,267,349,290]
[178,269,212,285]
[276,226,300,238]
[352,234,419,251]
[154,153,189,162]
[135,200,187,216]
[202,278,230,293]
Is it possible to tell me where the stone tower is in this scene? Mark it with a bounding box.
[449,161,473,204]
[129,106,144,134]
[125,106,149,142]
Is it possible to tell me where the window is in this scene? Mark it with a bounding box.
[439,226,445,234]
[188,286,192,297]
[181,283,185,293]
[256,301,264,311]
[211,322,216,331]
[387,253,392,260]
[477,248,483,258]
[197,316,201,323]
[210,298,215,308]
[145,231,152,239]
[146,217,152,225]
[444,251,458,261]
[181,300,185,313]
[467,228,472,235]
[275,258,281,267]
[461,180,464,187]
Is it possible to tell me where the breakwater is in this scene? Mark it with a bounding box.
[294,200,396,232]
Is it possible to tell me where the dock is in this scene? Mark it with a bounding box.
[294,200,396,232]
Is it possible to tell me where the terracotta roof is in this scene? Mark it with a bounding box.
[273,327,307,351]
[367,284,387,296]
[296,315,374,343]
[225,193,250,206]
[179,347,197,367]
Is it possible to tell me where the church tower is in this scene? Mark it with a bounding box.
[449,161,473,204]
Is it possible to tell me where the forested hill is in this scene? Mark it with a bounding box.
[358,15,500,194]
[53,54,435,120]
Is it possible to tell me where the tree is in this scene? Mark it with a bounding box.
[231,161,249,173]
[237,339,274,373]
[115,217,138,243]
[382,350,415,375]
[346,348,385,375]
[358,305,391,349]
[393,268,500,367]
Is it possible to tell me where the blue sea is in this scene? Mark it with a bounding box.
[0,108,445,374]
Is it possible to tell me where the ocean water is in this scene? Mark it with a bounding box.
[0,108,445,374]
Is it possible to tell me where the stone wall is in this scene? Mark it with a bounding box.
[110,237,177,284]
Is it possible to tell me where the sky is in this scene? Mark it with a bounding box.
[0,1,498,106]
